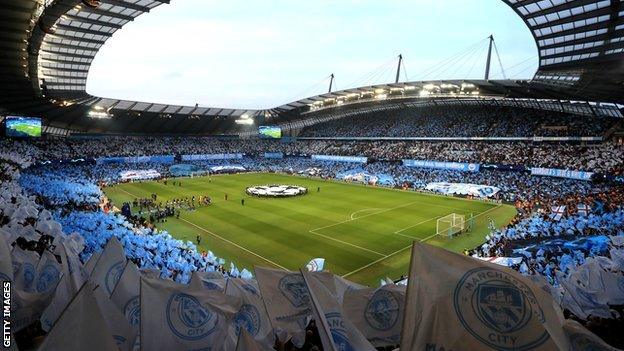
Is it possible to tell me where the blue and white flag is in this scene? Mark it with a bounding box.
[189,271,227,293]
[93,284,136,351]
[34,250,62,295]
[343,284,405,347]
[401,242,573,351]
[90,236,126,296]
[140,277,242,350]
[11,246,37,291]
[559,278,612,320]
[550,205,566,221]
[38,282,119,351]
[0,232,14,283]
[110,262,141,327]
[225,278,275,350]
[306,258,325,272]
[577,204,590,216]
[301,269,375,351]
[254,267,310,346]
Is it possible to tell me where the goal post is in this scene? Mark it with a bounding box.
[436,213,465,238]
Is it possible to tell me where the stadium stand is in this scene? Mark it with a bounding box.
[2,0,624,350]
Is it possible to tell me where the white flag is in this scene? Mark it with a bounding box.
[236,328,274,351]
[225,278,275,350]
[11,246,38,291]
[93,284,136,351]
[84,251,101,276]
[34,250,62,294]
[301,269,376,351]
[401,242,572,351]
[90,236,126,296]
[254,267,310,345]
[41,243,88,331]
[38,282,119,351]
[140,276,242,350]
[343,284,405,347]
[110,261,142,327]
[306,258,325,272]
[0,232,14,282]
[189,270,226,292]
[563,319,621,351]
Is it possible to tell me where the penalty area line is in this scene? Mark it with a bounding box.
[342,204,503,278]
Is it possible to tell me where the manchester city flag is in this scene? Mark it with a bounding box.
[225,278,275,350]
[90,236,127,296]
[38,282,119,351]
[400,242,573,351]
[140,276,242,350]
[300,269,376,351]
[343,284,405,347]
[110,262,141,327]
[254,267,311,346]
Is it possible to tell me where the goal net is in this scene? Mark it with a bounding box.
[436,213,465,238]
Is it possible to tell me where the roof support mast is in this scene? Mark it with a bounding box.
[328,73,334,93]
[484,35,494,80]
[395,54,403,83]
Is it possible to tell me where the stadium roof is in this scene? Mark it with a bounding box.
[0,0,622,135]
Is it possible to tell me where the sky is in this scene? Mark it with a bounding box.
[87,0,538,109]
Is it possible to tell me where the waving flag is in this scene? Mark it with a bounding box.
[0,233,14,283]
[189,271,226,292]
[343,284,405,347]
[110,262,141,327]
[93,285,136,351]
[140,277,242,350]
[576,204,590,216]
[301,269,375,351]
[401,242,573,351]
[236,328,274,351]
[254,267,311,346]
[34,250,62,295]
[11,247,37,291]
[550,205,566,221]
[84,251,101,276]
[90,236,126,296]
[305,258,326,272]
[225,278,275,350]
[38,282,119,351]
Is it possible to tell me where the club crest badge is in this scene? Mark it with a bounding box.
[365,289,400,331]
[278,274,309,308]
[124,295,141,326]
[21,262,35,290]
[241,283,259,297]
[453,267,550,351]
[105,261,125,295]
[234,304,261,336]
[325,312,355,351]
[36,263,60,293]
[166,293,218,341]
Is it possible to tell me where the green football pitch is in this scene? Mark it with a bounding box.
[103,173,516,286]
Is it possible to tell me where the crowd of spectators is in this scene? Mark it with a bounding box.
[300,106,617,138]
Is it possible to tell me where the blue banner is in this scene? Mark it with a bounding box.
[530,167,594,181]
[97,155,174,164]
[311,155,368,163]
[181,153,243,161]
[264,152,284,159]
[402,159,480,172]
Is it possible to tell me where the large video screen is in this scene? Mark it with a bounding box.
[5,116,42,138]
[259,126,282,139]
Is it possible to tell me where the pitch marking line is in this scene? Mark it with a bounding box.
[350,208,385,220]
[179,218,289,271]
[311,201,420,233]
[115,187,289,270]
[342,204,503,278]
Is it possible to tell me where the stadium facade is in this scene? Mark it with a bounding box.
[0,0,622,135]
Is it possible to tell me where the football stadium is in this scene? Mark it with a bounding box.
[1,0,624,350]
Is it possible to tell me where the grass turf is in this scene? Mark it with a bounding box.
[103,173,517,286]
